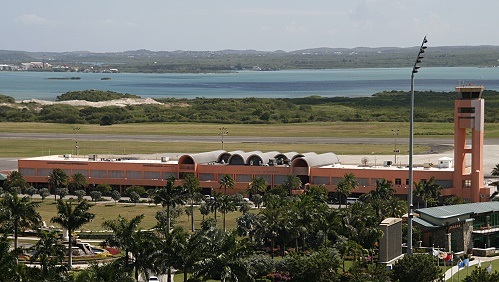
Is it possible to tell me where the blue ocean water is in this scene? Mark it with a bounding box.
[0,67,498,101]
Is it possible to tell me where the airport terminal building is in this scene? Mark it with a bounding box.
[17,85,492,203]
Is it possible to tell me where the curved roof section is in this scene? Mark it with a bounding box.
[178,150,226,165]
[248,151,280,166]
[228,151,262,165]
[217,150,245,163]
[291,152,318,161]
[291,152,340,168]
[274,152,298,161]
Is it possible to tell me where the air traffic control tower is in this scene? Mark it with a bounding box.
[453,85,489,202]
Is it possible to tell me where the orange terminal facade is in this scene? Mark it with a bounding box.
[17,85,490,202]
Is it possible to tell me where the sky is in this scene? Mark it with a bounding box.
[3,0,499,53]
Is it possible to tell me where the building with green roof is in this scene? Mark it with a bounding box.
[414,202,499,254]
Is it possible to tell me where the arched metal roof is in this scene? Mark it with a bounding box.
[228,151,262,165]
[217,150,245,163]
[291,152,340,168]
[291,152,318,161]
[247,151,279,166]
[178,150,226,165]
[274,152,298,162]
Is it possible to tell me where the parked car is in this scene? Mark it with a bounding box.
[149,276,159,281]
[346,197,359,205]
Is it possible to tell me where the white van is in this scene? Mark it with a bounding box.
[346,197,359,205]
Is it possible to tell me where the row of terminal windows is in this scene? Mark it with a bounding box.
[20,168,178,181]
[20,168,286,185]
[312,176,453,188]
[198,173,288,185]
[20,167,456,189]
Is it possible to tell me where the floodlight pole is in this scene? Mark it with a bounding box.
[408,36,428,256]
[392,129,399,164]
[219,127,228,150]
[73,127,80,155]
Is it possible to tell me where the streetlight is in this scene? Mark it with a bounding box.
[392,129,399,165]
[73,127,80,155]
[218,127,228,150]
[408,36,428,256]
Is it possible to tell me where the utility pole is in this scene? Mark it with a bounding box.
[218,127,228,150]
[392,129,399,164]
[73,127,80,155]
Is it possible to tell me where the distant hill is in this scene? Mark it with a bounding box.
[1,46,499,72]
[0,50,36,63]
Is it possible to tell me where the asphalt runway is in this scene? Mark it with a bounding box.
[3,132,499,146]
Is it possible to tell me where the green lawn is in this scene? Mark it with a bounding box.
[0,121,460,137]
[33,199,253,232]
[445,257,499,281]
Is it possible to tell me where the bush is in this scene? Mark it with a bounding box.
[391,254,443,282]
[74,190,86,202]
[90,191,102,202]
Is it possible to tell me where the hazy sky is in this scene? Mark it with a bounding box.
[3,0,499,52]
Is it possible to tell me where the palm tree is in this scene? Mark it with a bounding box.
[128,230,158,281]
[196,230,254,282]
[383,197,407,218]
[492,164,499,176]
[292,190,329,251]
[206,191,223,223]
[336,173,358,208]
[255,204,286,259]
[251,194,263,209]
[48,168,69,202]
[30,230,66,275]
[69,172,88,193]
[3,171,28,194]
[157,227,209,282]
[337,239,365,272]
[236,212,258,241]
[219,194,237,232]
[154,176,186,232]
[359,179,395,220]
[413,180,426,209]
[199,202,210,221]
[0,234,22,281]
[102,214,144,265]
[0,192,41,249]
[363,179,395,202]
[74,260,135,282]
[247,176,268,198]
[183,173,202,232]
[219,174,235,195]
[51,199,94,268]
[282,174,302,196]
[422,176,442,208]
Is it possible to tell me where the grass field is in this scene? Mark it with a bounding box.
[0,121,461,137]
[445,259,499,281]
[33,199,248,232]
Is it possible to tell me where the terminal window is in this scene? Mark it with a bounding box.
[458,107,475,113]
